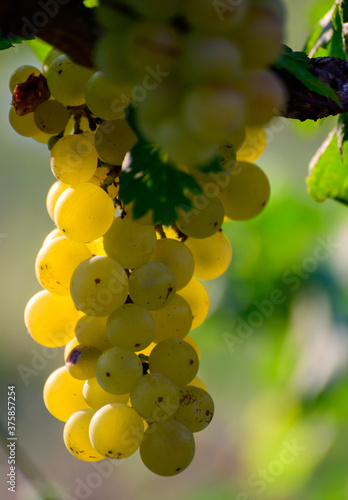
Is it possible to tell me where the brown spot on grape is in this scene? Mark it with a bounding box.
[106,372,110,377]
[176,467,181,471]
[135,343,140,347]
[157,397,163,403]
[189,359,194,365]
[94,278,101,284]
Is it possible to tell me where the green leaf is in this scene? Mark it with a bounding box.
[307,115,348,204]
[119,140,202,226]
[26,38,53,63]
[0,31,33,50]
[84,0,99,6]
[275,46,341,105]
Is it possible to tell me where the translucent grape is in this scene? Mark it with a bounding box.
[189,376,207,391]
[237,126,267,163]
[75,315,112,351]
[183,335,200,359]
[128,262,176,310]
[176,194,224,239]
[70,256,128,317]
[51,133,98,185]
[183,0,248,35]
[245,70,286,126]
[64,337,80,362]
[130,373,180,422]
[177,278,209,330]
[85,71,132,120]
[54,183,115,242]
[149,339,199,387]
[94,119,137,165]
[9,106,40,137]
[63,409,104,462]
[83,378,129,409]
[107,304,155,352]
[103,216,157,269]
[172,386,214,433]
[34,100,69,135]
[35,236,92,295]
[185,231,232,280]
[150,294,192,343]
[43,366,90,422]
[95,346,143,394]
[151,238,194,290]
[46,181,70,221]
[218,161,270,221]
[65,344,102,380]
[86,237,108,257]
[89,403,144,459]
[24,290,80,347]
[9,65,41,93]
[46,54,94,106]
[42,48,63,75]
[140,421,195,476]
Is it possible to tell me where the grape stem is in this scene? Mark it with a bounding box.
[1,1,348,121]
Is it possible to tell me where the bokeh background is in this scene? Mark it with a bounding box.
[1,0,348,499]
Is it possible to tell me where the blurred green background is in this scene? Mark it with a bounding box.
[1,0,348,499]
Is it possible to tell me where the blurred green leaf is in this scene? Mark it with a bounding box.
[26,38,53,63]
[0,31,33,50]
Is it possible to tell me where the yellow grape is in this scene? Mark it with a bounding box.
[94,119,137,165]
[54,183,115,243]
[85,71,132,120]
[83,378,129,409]
[34,100,69,135]
[65,344,102,380]
[89,403,145,459]
[42,228,65,247]
[64,337,80,362]
[176,194,224,239]
[237,126,267,163]
[75,315,112,352]
[182,335,200,359]
[151,238,194,290]
[43,366,90,422]
[63,409,104,462]
[9,64,41,92]
[24,290,80,347]
[46,181,70,221]
[185,231,232,280]
[150,294,192,343]
[189,376,207,391]
[177,278,209,330]
[9,106,40,137]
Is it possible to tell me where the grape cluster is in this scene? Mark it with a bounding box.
[94,0,286,167]
[10,16,273,474]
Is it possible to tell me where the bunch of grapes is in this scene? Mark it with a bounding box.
[94,0,286,166]
[8,0,281,476]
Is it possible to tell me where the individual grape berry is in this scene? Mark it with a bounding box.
[63,409,104,462]
[172,385,214,432]
[65,344,102,380]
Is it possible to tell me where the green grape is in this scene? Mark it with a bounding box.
[151,238,194,290]
[9,65,41,93]
[128,262,176,310]
[177,278,209,330]
[178,33,241,85]
[75,315,112,352]
[183,0,248,35]
[54,183,115,242]
[227,126,246,152]
[35,236,92,295]
[245,70,286,126]
[42,228,65,247]
[172,386,214,433]
[237,126,267,162]
[43,366,90,422]
[50,133,98,185]
[150,294,192,343]
[46,54,94,106]
[103,216,157,269]
[89,403,144,459]
[63,409,104,462]
[46,180,70,222]
[140,421,195,476]
[218,161,270,221]
[24,290,80,347]
[185,231,232,280]
[183,335,200,359]
[70,256,128,317]
[94,119,137,165]
[65,344,102,380]
[125,0,182,20]
[182,83,246,142]
[95,346,143,394]
[9,106,40,137]
[84,71,132,121]
[42,48,63,75]
[176,194,224,239]
[107,304,155,352]
[148,339,199,387]
[130,373,180,422]
[126,22,181,75]
[34,100,69,135]
[83,378,129,409]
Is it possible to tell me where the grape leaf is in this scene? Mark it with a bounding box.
[307,114,348,204]
[275,45,341,105]
[0,31,33,50]
[119,140,201,226]
[26,38,53,63]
